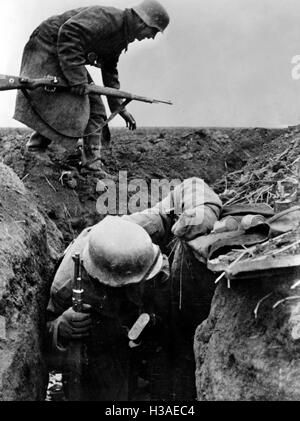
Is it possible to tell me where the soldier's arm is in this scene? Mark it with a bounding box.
[101,55,125,113]
[122,191,175,248]
[46,278,73,353]
[123,178,223,244]
[101,55,137,130]
[44,277,73,371]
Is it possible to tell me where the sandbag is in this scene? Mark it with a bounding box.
[268,206,300,237]
[188,230,268,263]
[221,203,274,218]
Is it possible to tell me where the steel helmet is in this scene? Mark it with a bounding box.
[82,216,163,287]
[133,0,170,33]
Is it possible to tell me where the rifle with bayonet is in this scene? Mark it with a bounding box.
[0,73,172,162]
[0,74,173,105]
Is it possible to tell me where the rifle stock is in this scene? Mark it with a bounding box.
[0,73,172,105]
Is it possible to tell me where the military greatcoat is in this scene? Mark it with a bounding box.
[14,7,135,143]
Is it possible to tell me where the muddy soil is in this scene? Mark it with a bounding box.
[0,161,64,400]
[194,268,300,401]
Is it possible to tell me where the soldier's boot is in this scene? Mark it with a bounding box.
[81,135,112,177]
[83,134,102,170]
[99,125,112,165]
[25,132,52,152]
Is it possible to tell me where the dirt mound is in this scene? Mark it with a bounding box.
[194,268,300,401]
[0,162,63,400]
[214,125,300,207]
[104,127,284,183]
[0,129,105,245]
[193,125,300,401]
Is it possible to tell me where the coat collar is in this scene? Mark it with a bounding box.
[123,8,137,52]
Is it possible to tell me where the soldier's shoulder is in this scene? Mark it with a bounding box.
[63,226,92,255]
[85,5,124,19]
[51,226,92,293]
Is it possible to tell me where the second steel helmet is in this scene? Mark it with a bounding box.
[132,0,170,33]
[82,216,163,287]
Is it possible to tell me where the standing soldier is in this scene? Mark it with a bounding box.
[14,1,170,171]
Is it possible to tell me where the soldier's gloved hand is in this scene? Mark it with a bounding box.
[58,304,92,341]
[70,83,89,96]
[120,110,137,130]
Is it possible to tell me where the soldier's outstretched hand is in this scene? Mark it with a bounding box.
[120,110,137,130]
[58,304,92,341]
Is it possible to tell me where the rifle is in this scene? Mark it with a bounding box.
[0,73,172,159]
[67,253,85,401]
[72,253,83,313]
[0,74,173,105]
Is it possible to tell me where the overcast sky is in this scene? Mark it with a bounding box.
[2,0,300,128]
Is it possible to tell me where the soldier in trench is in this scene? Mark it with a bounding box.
[46,178,222,401]
[47,216,171,401]
[14,0,170,172]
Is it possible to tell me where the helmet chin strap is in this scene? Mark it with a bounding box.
[142,248,162,282]
[130,11,148,40]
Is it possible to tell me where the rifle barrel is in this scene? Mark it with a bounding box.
[152,99,173,105]
[73,253,80,281]
[87,85,172,105]
[72,253,83,312]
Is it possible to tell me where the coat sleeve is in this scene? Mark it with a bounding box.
[46,270,73,360]
[57,7,115,86]
[101,56,124,112]
[122,192,176,247]
[122,178,223,244]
